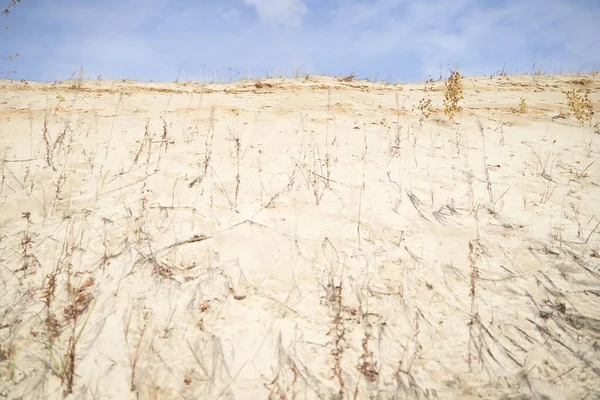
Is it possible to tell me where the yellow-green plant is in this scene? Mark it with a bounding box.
[563,89,594,125]
[443,69,464,120]
[518,97,527,114]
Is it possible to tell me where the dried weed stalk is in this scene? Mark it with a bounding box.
[17,211,38,276]
[135,182,149,246]
[327,283,347,399]
[265,169,296,209]
[39,220,96,397]
[128,120,153,173]
[356,296,378,385]
[41,114,71,170]
[467,238,481,370]
[416,79,435,125]
[189,107,215,188]
[228,126,242,208]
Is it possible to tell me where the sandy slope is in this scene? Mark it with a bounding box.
[1,73,599,399]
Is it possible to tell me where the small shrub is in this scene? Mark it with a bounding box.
[518,97,527,114]
[563,89,594,125]
[443,69,463,120]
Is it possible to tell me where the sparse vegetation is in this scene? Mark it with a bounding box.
[518,96,527,114]
[443,69,464,120]
[1,73,599,399]
[416,79,434,125]
[338,70,356,82]
[563,88,594,125]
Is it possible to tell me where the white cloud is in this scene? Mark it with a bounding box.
[4,0,600,82]
[243,0,307,27]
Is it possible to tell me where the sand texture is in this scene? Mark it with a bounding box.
[1,74,600,399]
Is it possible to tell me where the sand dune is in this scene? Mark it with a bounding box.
[1,73,599,399]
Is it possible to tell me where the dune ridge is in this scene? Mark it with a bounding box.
[1,73,599,399]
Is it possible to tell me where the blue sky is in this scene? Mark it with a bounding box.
[1,0,599,83]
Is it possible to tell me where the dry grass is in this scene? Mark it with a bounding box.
[0,72,599,399]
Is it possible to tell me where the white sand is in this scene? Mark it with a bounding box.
[1,73,599,399]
